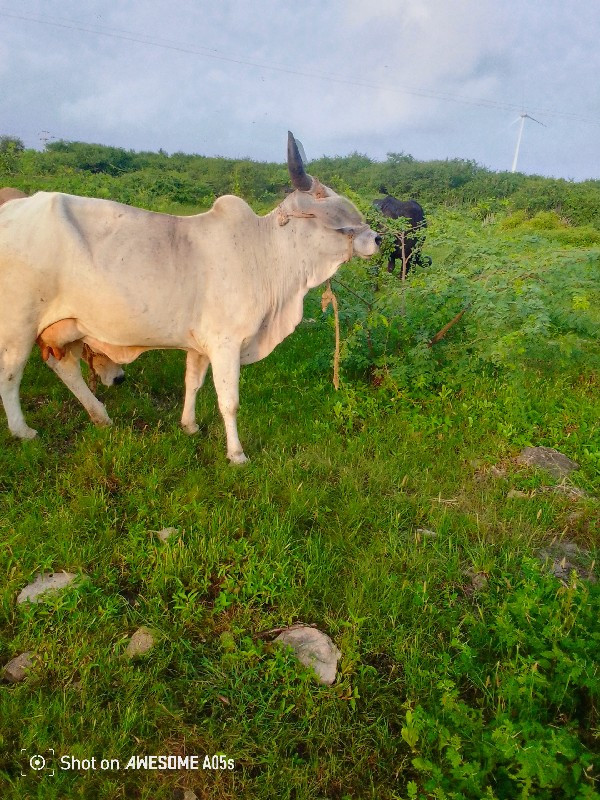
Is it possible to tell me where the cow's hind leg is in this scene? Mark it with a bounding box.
[0,340,37,438]
[181,351,210,434]
[46,348,112,427]
[210,348,247,464]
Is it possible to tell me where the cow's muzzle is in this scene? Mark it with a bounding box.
[353,227,381,258]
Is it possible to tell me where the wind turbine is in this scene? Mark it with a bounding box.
[511,112,546,173]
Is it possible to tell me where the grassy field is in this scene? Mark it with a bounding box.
[0,207,599,799]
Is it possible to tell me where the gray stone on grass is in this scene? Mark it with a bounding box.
[507,489,530,499]
[125,627,156,658]
[517,447,579,480]
[507,483,586,501]
[538,540,596,584]
[463,569,489,595]
[275,625,341,685]
[17,571,79,604]
[539,482,588,500]
[156,527,178,542]
[416,528,437,538]
[2,651,35,683]
[469,571,489,591]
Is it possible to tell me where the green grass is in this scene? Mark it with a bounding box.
[1,222,599,799]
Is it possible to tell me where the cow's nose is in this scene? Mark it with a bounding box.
[374,235,382,247]
[113,374,126,386]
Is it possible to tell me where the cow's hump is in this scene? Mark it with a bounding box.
[211,194,256,223]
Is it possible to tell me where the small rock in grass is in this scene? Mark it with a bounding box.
[2,651,35,683]
[517,447,579,480]
[567,510,585,524]
[545,556,591,583]
[156,527,178,542]
[463,569,489,594]
[507,489,530,499]
[275,625,341,685]
[470,572,488,591]
[125,627,156,658]
[183,790,198,800]
[17,571,79,604]
[545,482,587,500]
[538,540,596,584]
[416,528,437,538]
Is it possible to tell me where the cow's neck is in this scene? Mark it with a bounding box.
[233,209,352,366]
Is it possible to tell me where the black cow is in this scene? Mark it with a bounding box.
[373,191,430,276]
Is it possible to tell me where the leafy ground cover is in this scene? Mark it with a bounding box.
[0,151,599,798]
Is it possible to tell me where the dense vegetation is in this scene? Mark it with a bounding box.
[0,138,599,799]
[1,136,600,226]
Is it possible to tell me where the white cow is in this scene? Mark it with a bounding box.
[0,133,379,462]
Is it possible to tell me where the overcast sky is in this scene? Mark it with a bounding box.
[2,1,599,181]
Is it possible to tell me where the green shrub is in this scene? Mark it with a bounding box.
[527,211,568,230]
[401,565,600,799]
[500,210,530,229]
[329,210,600,392]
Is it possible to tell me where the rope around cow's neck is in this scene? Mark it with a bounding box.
[277,201,350,390]
[321,281,340,391]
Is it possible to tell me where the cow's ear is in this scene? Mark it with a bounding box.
[311,179,328,199]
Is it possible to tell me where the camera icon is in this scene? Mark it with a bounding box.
[20,749,55,776]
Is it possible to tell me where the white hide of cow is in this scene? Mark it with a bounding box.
[0,133,379,462]
[0,188,126,390]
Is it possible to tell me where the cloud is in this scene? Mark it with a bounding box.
[61,79,166,132]
[261,0,511,147]
[2,0,599,178]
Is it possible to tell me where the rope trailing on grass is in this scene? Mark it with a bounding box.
[321,281,340,390]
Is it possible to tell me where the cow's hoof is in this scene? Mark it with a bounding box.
[93,416,112,428]
[181,421,199,435]
[228,451,248,465]
[13,425,38,440]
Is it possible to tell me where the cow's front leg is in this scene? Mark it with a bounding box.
[210,348,247,464]
[46,349,112,427]
[181,351,210,434]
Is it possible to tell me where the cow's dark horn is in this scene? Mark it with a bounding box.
[287,131,313,191]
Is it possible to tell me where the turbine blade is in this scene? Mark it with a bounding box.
[524,114,546,127]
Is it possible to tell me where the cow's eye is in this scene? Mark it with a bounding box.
[335,226,356,236]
